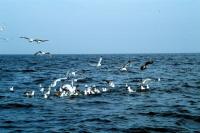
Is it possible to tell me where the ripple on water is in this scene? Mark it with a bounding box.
[0,103,37,109]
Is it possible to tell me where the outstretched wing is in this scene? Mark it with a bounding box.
[41,39,49,42]
[36,39,49,42]
[45,52,51,55]
[34,51,42,55]
[145,60,154,66]
[33,39,49,43]
[20,36,30,40]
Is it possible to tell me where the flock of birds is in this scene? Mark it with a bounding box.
[1,24,160,99]
[0,24,50,56]
[8,57,160,99]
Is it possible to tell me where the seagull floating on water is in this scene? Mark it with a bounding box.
[24,90,35,97]
[140,85,146,90]
[20,36,49,44]
[126,84,136,93]
[103,80,115,88]
[101,87,108,92]
[9,87,14,92]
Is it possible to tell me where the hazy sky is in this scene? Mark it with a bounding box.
[0,0,200,54]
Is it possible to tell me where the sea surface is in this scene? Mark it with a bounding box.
[0,54,200,133]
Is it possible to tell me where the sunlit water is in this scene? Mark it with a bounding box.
[0,54,200,132]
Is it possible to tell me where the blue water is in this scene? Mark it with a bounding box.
[0,54,200,132]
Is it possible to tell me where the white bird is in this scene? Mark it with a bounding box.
[120,67,127,71]
[62,81,76,95]
[142,78,152,85]
[20,36,49,44]
[40,87,45,93]
[92,85,101,94]
[39,84,45,93]
[146,84,150,89]
[24,90,35,97]
[44,94,48,99]
[9,87,14,92]
[103,80,115,88]
[126,84,135,93]
[97,57,102,67]
[50,77,68,88]
[46,87,51,95]
[109,81,115,88]
[120,60,132,71]
[141,78,155,89]
[71,71,76,77]
[140,85,146,90]
[39,84,42,88]
[101,88,108,92]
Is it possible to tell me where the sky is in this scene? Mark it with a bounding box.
[0,0,200,54]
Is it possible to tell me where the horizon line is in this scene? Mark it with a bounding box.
[0,52,199,55]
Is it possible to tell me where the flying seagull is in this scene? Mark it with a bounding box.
[20,36,49,44]
[97,57,102,67]
[140,60,154,70]
[34,51,51,56]
[120,60,133,71]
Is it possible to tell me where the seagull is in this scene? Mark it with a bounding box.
[142,78,152,85]
[20,36,49,44]
[140,60,154,70]
[101,87,108,92]
[40,88,44,93]
[34,51,51,56]
[140,85,146,90]
[126,84,135,93]
[24,90,35,97]
[120,60,132,71]
[141,78,153,89]
[97,57,102,67]
[44,93,48,99]
[50,77,68,88]
[9,87,14,92]
[103,80,115,88]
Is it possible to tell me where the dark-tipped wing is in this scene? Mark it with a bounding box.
[34,39,49,42]
[41,39,49,42]
[34,51,42,55]
[102,79,110,83]
[140,65,146,70]
[145,60,154,66]
[20,36,30,40]
[45,52,51,55]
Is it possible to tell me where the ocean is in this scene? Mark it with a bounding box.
[0,54,200,132]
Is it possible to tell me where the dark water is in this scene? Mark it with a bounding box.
[0,54,200,133]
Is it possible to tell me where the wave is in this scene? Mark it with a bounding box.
[0,103,35,109]
[80,118,111,123]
